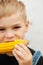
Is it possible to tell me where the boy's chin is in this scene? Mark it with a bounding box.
[6,52,14,56]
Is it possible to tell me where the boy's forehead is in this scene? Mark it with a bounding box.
[0,14,24,26]
[0,12,22,20]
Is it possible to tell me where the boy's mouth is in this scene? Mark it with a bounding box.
[4,35,20,43]
[6,35,20,42]
[5,40,14,42]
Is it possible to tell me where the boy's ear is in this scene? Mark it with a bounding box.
[25,21,29,32]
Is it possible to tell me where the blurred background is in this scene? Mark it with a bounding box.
[19,0,43,55]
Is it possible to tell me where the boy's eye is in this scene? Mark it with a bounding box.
[13,26,21,29]
[0,28,6,31]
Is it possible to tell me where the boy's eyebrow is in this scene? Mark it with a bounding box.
[12,24,22,27]
[0,26,5,28]
[0,24,22,28]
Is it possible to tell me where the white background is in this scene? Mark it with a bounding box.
[19,0,43,55]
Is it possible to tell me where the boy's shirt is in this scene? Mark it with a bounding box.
[0,48,43,65]
[0,54,18,65]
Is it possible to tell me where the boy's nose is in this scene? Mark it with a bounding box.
[5,30,14,39]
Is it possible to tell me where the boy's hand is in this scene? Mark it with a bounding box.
[12,43,32,65]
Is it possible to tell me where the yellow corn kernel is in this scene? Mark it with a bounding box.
[0,39,29,54]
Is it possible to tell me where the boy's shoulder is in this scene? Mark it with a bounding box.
[28,47,43,65]
[28,47,35,55]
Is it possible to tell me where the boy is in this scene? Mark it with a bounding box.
[0,0,43,65]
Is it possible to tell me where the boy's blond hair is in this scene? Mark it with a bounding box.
[0,0,27,21]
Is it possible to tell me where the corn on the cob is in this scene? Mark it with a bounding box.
[0,39,29,54]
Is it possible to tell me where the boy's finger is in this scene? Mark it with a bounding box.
[18,44,30,54]
[12,50,20,62]
[14,44,26,55]
[12,48,24,60]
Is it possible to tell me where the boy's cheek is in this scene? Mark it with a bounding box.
[0,32,5,42]
[14,29,25,39]
[0,36,4,42]
[17,32,25,39]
